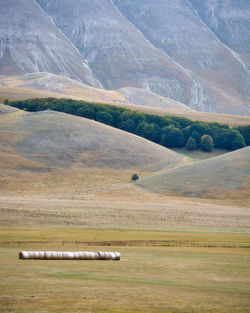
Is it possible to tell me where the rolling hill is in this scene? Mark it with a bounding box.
[0,105,183,196]
[137,147,250,201]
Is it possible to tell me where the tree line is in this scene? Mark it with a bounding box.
[5,98,250,152]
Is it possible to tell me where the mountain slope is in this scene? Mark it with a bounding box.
[36,0,193,105]
[189,0,250,70]
[0,0,101,87]
[137,147,250,200]
[113,0,250,115]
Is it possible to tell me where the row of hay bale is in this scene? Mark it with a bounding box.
[19,251,120,260]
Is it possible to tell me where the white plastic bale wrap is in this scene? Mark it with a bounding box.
[19,251,121,260]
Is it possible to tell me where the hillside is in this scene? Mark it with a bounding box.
[190,0,250,70]
[114,0,250,115]
[137,147,250,201]
[0,107,183,196]
[0,0,101,87]
[0,73,192,111]
[1,1,249,115]
[36,0,193,105]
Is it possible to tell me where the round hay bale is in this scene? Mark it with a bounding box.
[51,252,58,260]
[57,252,63,259]
[45,252,52,260]
[74,252,80,260]
[111,252,116,260]
[114,252,121,260]
[78,252,84,260]
[68,252,74,260]
[84,252,90,260]
[98,252,106,260]
[104,252,112,260]
[28,252,36,259]
[95,253,101,260]
[39,251,45,259]
[34,252,40,259]
[19,251,29,259]
[89,252,95,260]
[62,252,69,259]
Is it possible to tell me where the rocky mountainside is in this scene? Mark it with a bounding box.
[0,0,101,87]
[1,0,249,115]
[36,0,193,106]
[189,0,250,70]
[113,0,250,114]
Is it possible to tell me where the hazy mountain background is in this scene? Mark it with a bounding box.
[0,0,249,115]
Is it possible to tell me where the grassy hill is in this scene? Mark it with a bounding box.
[137,147,250,202]
[0,106,183,197]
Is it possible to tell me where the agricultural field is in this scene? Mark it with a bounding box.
[0,197,250,313]
[0,104,250,312]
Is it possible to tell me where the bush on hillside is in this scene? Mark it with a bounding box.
[131,173,139,181]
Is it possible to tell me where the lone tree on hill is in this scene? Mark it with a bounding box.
[131,173,139,181]
[200,135,214,152]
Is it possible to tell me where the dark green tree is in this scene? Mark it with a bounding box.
[77,106,95,119]
[160,125,185,148]
[228,130,246,150]
[119,118,136,133]
[185,137,198,150]
[131,173,139,181]
[235,125,250,146]
[135,122,158,142]
[200,135,214,152]
[96,110,114,126]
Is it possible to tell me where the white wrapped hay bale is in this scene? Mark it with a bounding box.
[19,251,121,260]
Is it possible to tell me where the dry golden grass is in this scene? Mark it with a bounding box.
[1,241,250,313]
[0,74,128,106]
[137,147,250,204]
[1,77,250,312]
[0,195,249,234]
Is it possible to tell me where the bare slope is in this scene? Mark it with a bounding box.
[189,0,250,70]
[0,108,183,171]
[0,0,101,87]
[113,0,250,115]
[36,0,193,105]
[0,103,18,115]
[0,73,192,111]
[118,87,193,111]
[137,147,250,200]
